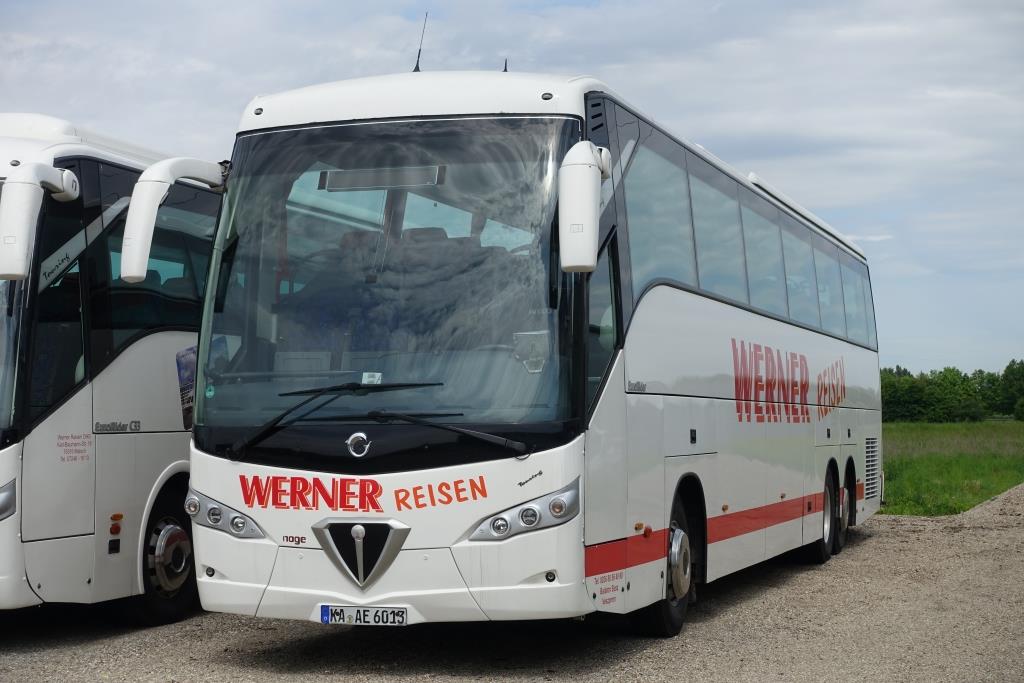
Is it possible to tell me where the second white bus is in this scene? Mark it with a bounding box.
[0,114,219,622]
[123,72,882,636]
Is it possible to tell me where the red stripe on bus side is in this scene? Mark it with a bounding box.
[706,493,822,543]
[584,529,670,576]
[585,488,843,575]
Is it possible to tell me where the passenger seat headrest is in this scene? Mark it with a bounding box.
[339,230,382,250]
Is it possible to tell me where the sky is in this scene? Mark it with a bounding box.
[1,0,1021,372]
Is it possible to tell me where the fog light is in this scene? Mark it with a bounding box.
[207,506,222,525]
[549,497,567,517]
[184,496,200,516]
[230,516,246,534]
[519,506,540,527]
[491,517,510,536]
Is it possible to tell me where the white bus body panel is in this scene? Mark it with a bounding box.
[92,331,197,434]
[0,442,41,608]
[21,386,95,541]
[623,286,881,583]
[17,331,194,604]
[190,438,593,624]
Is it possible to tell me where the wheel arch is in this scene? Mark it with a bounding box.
[133,461,190,594]
[672,474,707,584]
[844,455,858,526]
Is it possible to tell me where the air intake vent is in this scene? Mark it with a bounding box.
[864,437,880,499]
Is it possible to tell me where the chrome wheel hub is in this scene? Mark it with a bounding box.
[150,519,192,595]
[667,526,691,602]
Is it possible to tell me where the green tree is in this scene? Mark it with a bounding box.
[1016,397,1024,422]
[1001,360,1024,415]
[922,367,984,422]
[970,369,1001,416]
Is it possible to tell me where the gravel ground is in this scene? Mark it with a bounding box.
[2,485,1023,683]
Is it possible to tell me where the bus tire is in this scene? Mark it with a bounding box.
[629,498,693,637]
[802,471,838,564]
[833,474,855,554]
[132,489,199,625]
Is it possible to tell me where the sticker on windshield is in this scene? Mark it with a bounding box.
[362,372,383,385]
[175,346,198,429]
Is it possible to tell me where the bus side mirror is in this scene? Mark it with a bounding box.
[0,163,79,280]
[558,142,610,273]
[121,157,225,283]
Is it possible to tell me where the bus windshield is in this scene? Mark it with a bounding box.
[195,116,580,444]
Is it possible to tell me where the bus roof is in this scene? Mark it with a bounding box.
[0,113,167,170]
[237,71,864,260]
[237,71,612,133]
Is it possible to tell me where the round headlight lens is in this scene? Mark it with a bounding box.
[519,506,540,527]
[206,506,223,525]
[490,517,510,536]
[184,496,200,517]
[549,497,567,517]
[230,515,247,534]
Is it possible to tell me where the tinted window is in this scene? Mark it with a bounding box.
[840,253,869,345]
[623,127,697,296]
[88,165,217,370]
[739,188,788,317]
[780,215,820,327]
[812,236,846,337]
[28,262,85,421]
[586,245,618,409]
[28,184,88,423]
[688,152,748,303]
[864,267,878,348]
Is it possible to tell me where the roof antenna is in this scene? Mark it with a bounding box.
[412,12,429,72]
[502,58,508,72]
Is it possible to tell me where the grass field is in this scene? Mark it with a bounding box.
[881,421,1024,515]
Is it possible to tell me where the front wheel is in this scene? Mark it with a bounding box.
[132,492,199,625]
[629,499,694,637]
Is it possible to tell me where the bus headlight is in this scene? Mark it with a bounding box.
[186,488,264,539]
[469,478,580,542]
[0,479,15,522]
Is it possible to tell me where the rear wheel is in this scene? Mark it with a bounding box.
[803,472,838,564]
[833,476,855,554]
[132,491,199,625]
[630,498,694,637]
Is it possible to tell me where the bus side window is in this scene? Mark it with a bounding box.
[88,164,218,373]
[586,244,619,410]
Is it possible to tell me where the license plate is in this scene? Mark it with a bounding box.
[320,604,408,626]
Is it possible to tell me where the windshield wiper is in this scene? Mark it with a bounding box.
[322,410,530,455]
[228,382,442,458]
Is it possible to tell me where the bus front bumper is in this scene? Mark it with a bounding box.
[194,514,593,625]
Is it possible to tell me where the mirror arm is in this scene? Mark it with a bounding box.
[0,163,80,280]
[121,157,226,283]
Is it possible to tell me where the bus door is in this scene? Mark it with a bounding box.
[20,177,100,600]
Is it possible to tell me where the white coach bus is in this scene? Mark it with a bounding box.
[122,72,882,636]
[0,114,219,622]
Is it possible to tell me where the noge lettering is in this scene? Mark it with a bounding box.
[238,474,487,512]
